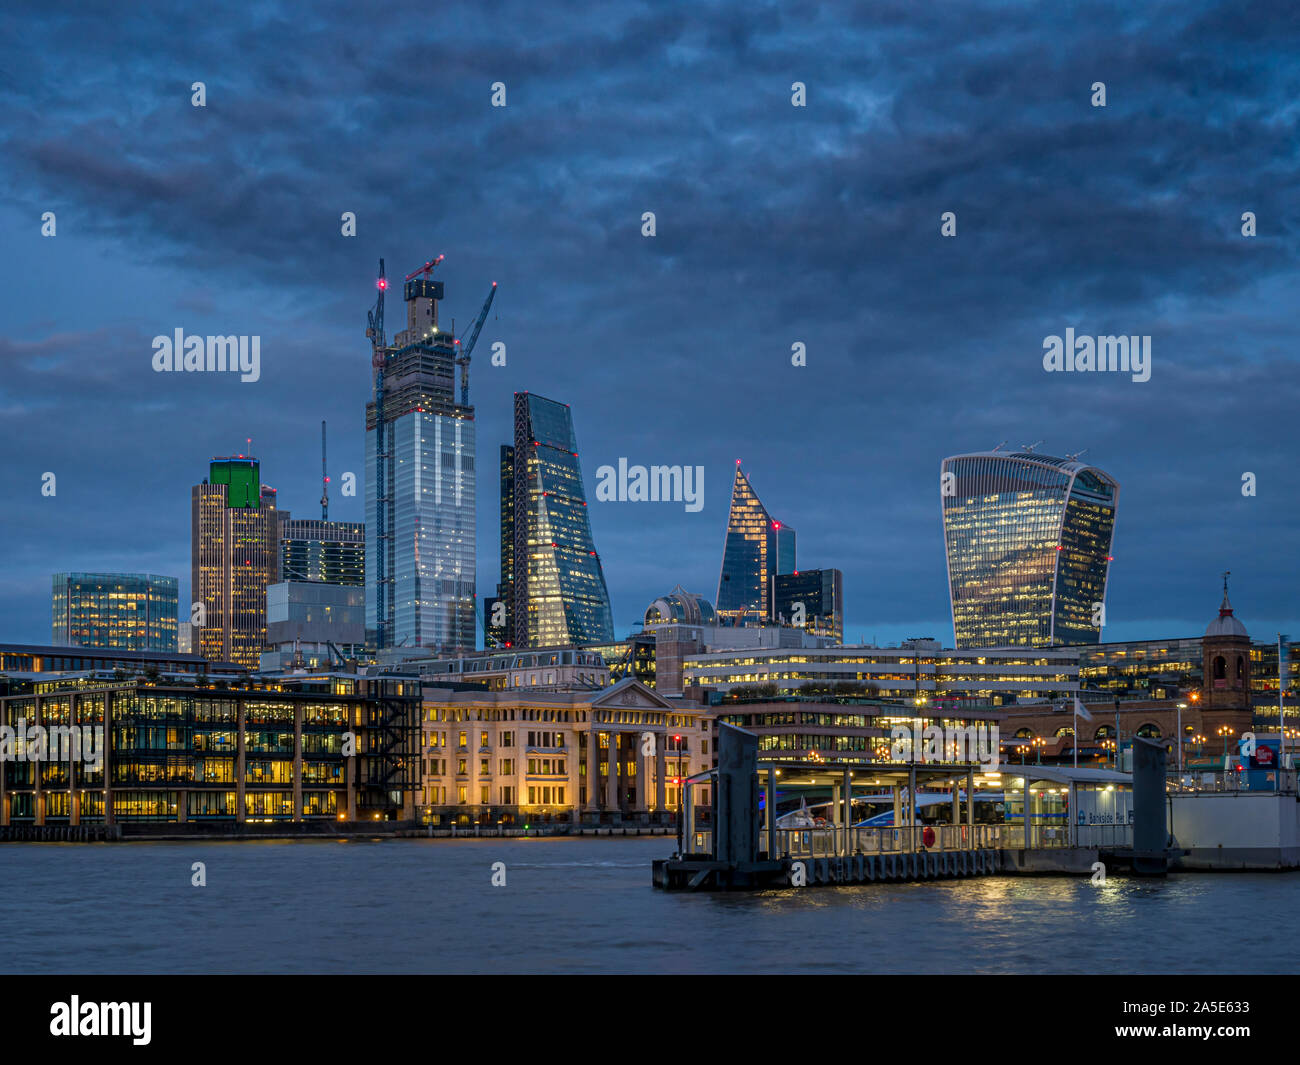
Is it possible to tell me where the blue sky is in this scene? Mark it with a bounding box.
[1,0,1297,648]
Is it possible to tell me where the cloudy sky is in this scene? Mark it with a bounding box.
[1,0,1297,648]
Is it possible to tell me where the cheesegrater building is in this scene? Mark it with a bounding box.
[500,393,614,648]
[941,449,1119,649]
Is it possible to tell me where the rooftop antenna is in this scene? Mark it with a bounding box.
[1064,448,1088,462]
[1021,440,1043,453]
[992,441,1007,452]
[321,420,329,520]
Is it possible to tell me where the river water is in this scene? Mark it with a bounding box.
[3,837,1293,973]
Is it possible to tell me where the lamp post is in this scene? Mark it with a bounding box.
[1176,702,1187,774]
[1218,725,1236,759]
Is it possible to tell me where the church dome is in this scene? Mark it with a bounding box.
[1205,583,1248,638]
[645,586,716,627]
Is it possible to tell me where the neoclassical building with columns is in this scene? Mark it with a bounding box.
[418,678,711,826]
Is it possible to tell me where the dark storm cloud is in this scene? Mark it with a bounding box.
[0,0,1296,643]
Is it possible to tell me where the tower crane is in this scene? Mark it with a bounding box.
[454,282,497,405]
[367,259,390,648]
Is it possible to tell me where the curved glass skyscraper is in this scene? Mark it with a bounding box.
[504,392,614,648]
[941,450,1118,649]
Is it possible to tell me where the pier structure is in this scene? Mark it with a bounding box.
[653,723,1153,890]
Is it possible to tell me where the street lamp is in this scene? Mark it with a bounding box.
[1176,703,1187,773]
[1218,725,1236,758]
[1032,737,1046,766]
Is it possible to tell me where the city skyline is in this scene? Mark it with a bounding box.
[3,2,1298,649]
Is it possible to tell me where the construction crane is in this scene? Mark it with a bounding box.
[320,420,329,520]
[404,254,444,283]
[366,259,389,648]
[454,282,497,405]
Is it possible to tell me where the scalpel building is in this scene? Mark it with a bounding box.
[941,450,1119,649]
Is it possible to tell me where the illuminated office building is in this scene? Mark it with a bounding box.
[366,273,476,653]
[192,457,280,668]
[279,518,364,586]
[941,450,1119,649]
[716,464,795,624]
[771,568,843,642]
[504,393,614,648]
[52,573,179,653]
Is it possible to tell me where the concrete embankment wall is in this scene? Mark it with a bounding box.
[998,848,1100,875]
[1169,792,1300,870]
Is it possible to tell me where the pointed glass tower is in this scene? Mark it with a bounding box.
[715,463,795,624]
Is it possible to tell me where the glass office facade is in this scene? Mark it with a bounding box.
[716,465,795,623]
[366,364,476,653]
[52,573,179,652]
[507,393,614,647]
[941,452,1118,649]
[279,519,365,585]
[0,676,420,824]
[771,568,843,641]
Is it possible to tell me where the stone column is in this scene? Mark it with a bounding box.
[567,730,581,823]
[655,740,667,815]
[605,731,619,812]
[634,741,647,814]
[584,728,599,813]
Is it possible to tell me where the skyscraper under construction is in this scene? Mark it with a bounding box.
[365,260,493,653]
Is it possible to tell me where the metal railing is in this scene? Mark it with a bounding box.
[684,821,1136,859]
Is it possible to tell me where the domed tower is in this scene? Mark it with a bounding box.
[1201,572,1252,732]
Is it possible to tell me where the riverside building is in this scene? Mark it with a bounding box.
[417,678,710,825]
[0,673,419,826]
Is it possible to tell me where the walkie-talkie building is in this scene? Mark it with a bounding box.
[941,450,1119,649]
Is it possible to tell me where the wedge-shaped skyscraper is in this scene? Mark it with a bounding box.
[715,464,795,624]
[502,392,614,648]
[941,450,1119,649]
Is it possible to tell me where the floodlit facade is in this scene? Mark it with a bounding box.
[192,458,280,668]
[366,277,476,653]
[941,450,1119,649]
[417,678,710,824]
[52,573,179,653]
[504,393,614,648]
[716,464,795,624]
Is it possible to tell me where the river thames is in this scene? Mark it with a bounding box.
[3,837,1295,973]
